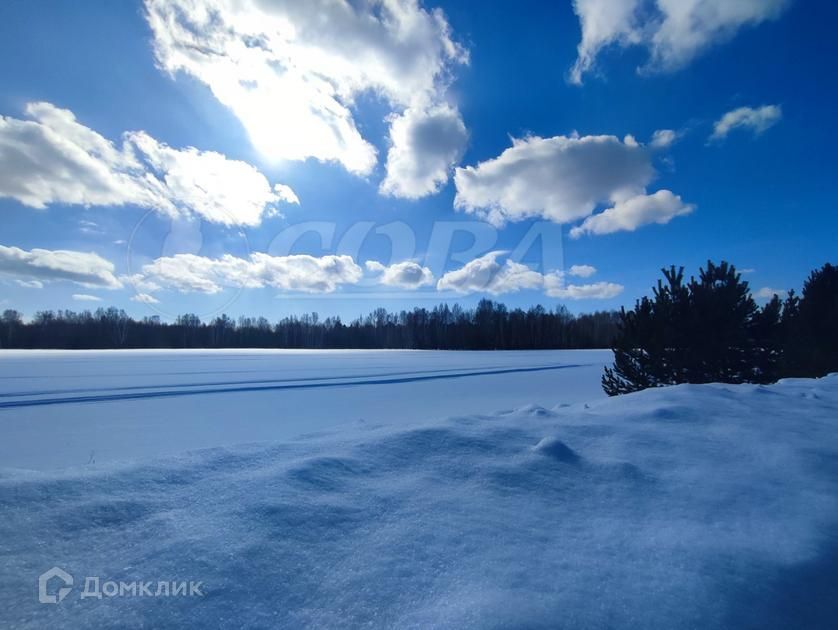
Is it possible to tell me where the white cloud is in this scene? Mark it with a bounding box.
[740,268,756,274]
[380,105,468,199]
[569,0,641,84]
[272,184,300,205]
[710,105,782,142]
[454,133,690,235]
[0,244,122,289]
[0,103,160,211]
[366,260,434,289]
[570,190,694,238]
[755,287,785,299]
[133,253,364,295]
[544,275,624,300]
[437,251,543,295]
[570,0,790,83]
[130,255,249,295]
[568,264,597,278]
[78,219,104,235]
[15,280,44,289]
[436,252,620,299]
[145,0,467,196]
[128,130,297,225]
[0,102,296,225]
[72,294,102,302]
[131,293,160,304]
[650,129,677,149]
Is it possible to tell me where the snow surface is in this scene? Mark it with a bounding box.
[0,349,609,470]
[1,366,838,628]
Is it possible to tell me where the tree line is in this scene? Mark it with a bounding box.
[603,262,838,395]
[0,301,620,350]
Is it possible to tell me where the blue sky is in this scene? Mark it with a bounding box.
[0,0,835,321]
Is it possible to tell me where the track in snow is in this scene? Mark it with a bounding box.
[0,363,583,410]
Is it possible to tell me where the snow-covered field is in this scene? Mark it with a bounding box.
[1,351,837,628]
[0,349,609,470]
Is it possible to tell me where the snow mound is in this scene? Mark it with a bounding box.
[2,375,838,628]
[532,436,580,462]
[516,403,556,417]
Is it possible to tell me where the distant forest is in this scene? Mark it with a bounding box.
[0,300,620,350]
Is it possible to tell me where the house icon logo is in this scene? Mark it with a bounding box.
[38,567,73,604]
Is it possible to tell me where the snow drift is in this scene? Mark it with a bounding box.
[2,375,838,628]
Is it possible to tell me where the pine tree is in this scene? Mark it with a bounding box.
[603,261,782,396]
[685,261,764,384]
[784,263,838,377]
[751,293,784,383]
[602,266,689,395]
